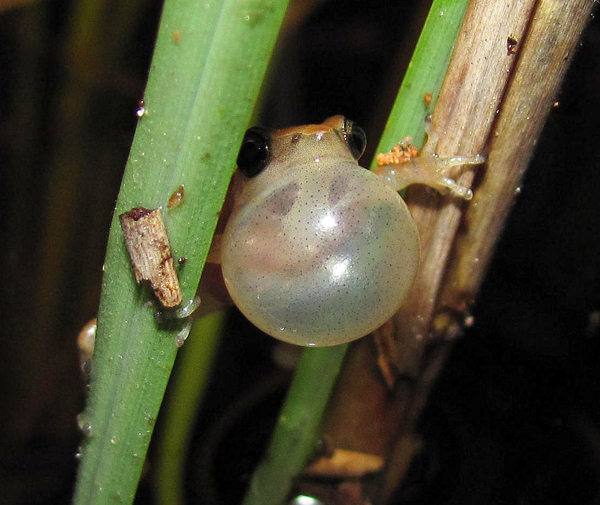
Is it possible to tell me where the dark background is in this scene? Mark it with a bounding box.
[1,1,599,503]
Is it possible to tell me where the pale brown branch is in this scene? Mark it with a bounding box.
[382,0,595,501]
[392,0,538,379]
[315,1,595,504]
[440,0,595,312]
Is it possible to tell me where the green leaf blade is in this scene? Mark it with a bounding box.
[74,1,290,503]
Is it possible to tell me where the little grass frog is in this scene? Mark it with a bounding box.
[212,115,483,347]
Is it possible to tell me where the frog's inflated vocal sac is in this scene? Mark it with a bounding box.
[215,116,483,347]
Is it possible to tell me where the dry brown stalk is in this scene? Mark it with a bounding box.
[316,1,595,503]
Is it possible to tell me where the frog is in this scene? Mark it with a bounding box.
[208,115,484,347]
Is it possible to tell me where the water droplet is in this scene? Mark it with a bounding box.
[136,99,146,118]
[514,186,522,195]
[289,495,323,505]
[240,1,274,26]
[76,413,86,430]
[74,452,81,460]
[76,414,93,437]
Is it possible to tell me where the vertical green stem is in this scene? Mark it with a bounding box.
[242,346,349,505]
[372,0,471,162]
[154,312,227,505]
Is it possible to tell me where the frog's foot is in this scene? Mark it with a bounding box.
[154,295,201,347]
[421,152,486,200]
[373,114,485,200]
[174,320,193,347]
[77,318,97,379]
[173,295,202,319]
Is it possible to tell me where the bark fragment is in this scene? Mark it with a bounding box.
[119,207,182,308]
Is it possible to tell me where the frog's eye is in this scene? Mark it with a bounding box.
[342,119,367,160]
[237,127,271,178]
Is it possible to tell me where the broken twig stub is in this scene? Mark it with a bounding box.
[119,207,183,308]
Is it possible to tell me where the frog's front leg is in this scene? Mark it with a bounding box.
[372,114,485,200]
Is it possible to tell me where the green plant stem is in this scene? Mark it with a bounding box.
[372,0,470,163]
[242,1,470,504]
[154,311,227,505]
[242,345,349,505]
[73,1,290,503]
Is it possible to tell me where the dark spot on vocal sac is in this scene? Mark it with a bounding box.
[328,175,349,206]
[265,182,299,217]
